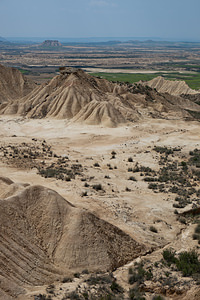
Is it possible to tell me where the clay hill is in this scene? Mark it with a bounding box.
[0,176,145,299]
[1,66,200,126]
[0,64,36,104]
[144,76,200,96]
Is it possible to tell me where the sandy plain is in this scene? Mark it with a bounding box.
[0,115,200,299]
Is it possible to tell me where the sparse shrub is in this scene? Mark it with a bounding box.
[85,274,113,286]
[148,183,158,190]
[81,191,87,197]
[128,263,151,285]
[178,217,187,224]
[144,177,157,182]
[93,184,103,191]
[150,226,158,233]
[94,162,100,167]
[62,277,73,283]
[129,287,146,300]
[73,272,80,278]
[67,291,81,300]
[176,250,200,276]
[128,176,137,181]
[162,248,177,265]
[153,146,174,155]
[110,280,124,294]
[125,187,131,192]
[195,223,200,234]
[163,249,200,277]
[128,157,133,162]
[152,296,165,300]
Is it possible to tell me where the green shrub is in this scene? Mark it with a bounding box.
[152,296,165,300]
[176,250,200,277]
[110,281,124,294]
[162,248,177,265]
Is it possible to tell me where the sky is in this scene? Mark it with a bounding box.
[0,0,200,41]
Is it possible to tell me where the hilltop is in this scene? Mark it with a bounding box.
[143,76,200,96]
[1,66,200,126]
[40,40,62,47]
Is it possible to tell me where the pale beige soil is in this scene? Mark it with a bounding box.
[0,116,200,299]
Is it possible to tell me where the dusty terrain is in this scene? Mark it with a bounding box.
[0,116,200,299]
[0,64,200,299]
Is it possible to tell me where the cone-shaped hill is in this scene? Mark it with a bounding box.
[0,177,145,299]
[0,64,36,104]
[1,68,200,126]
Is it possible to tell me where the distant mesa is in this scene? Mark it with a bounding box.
[40,39,62,47]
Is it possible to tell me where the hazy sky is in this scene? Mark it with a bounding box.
[0,0,200,40]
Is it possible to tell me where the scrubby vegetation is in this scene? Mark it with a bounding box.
[162,248,200,277]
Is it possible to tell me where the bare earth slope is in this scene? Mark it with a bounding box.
[0,176,145,300]
[0,64,36,104]
[145,76,200,96]
[1,68,200,126]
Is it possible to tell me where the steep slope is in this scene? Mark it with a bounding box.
[1,68,200,126]
[144,76,200,96]
[0,177,145,299]
[0,64,36,104]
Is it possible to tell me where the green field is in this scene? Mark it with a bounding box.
[91,72,200,90]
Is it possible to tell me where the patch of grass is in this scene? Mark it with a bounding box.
[91,71,200,90]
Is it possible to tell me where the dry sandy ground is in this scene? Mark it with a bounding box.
[0,116,200,299]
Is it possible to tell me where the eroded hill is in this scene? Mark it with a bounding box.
[144,76,200,96]
[0,64,36,104]
[0,176,145,299]
[1,67,200,126]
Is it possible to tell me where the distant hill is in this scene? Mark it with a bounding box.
[0,36,6,42]
[143,76,200,96]
[40,40,62,47]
